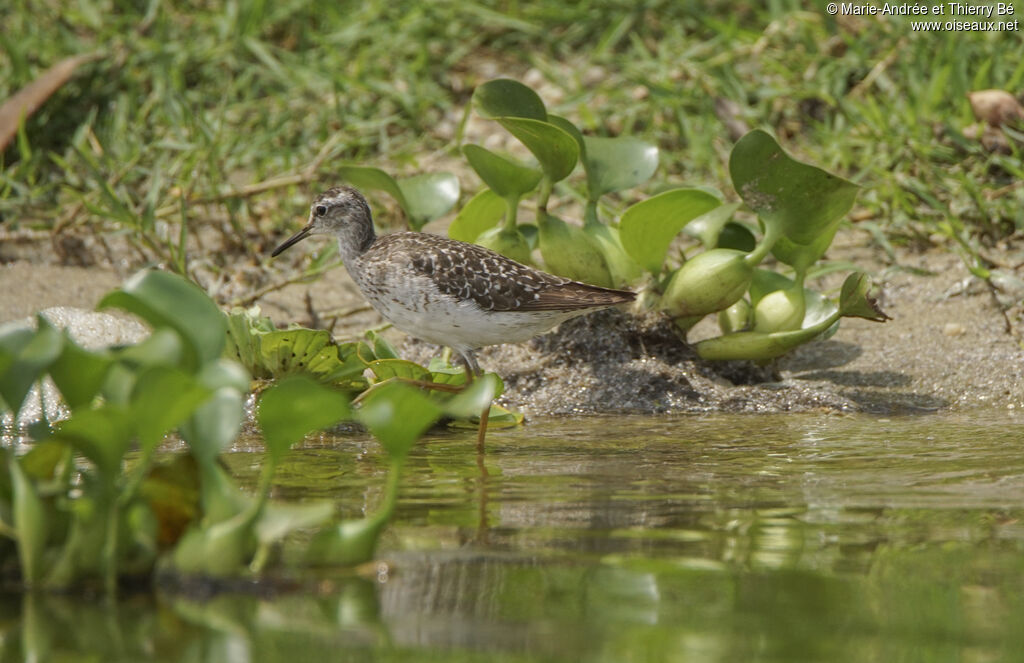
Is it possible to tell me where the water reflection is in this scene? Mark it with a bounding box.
[2,412,1023,662]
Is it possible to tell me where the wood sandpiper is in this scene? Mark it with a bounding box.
[271,186,635,376]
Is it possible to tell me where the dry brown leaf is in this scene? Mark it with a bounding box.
[0,51,104,152]
[967,89,1024,127]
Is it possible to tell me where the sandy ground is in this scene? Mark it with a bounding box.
[1,230,1021,416]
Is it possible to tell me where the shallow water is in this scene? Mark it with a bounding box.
[5,411,1024,662]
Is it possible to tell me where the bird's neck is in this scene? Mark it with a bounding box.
[336,222,376,265]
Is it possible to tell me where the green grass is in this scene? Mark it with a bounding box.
[1,0,1022,288]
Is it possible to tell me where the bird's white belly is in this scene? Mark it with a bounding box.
[351,266,577,352]
[373,290,576,351]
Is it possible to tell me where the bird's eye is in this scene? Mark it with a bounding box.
[314,205,328,217]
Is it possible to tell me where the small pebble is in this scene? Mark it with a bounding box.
[943,322,965,337]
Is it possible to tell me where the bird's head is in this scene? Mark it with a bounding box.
[271,186,375,259]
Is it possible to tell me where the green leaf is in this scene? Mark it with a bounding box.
[716,222,757,252]
[582,223,643,287]
[771,228,838,272]
[50,407,134,475]
[449,402,523,429]
[196,358,251,393]
[356,382,442,461]
[683,201,742,249]
[0,317,63,414]
[473,78,547,120]
[259,328,334,375]
[223,307,267,372]
[227,310,366,389]
[619,189,722,274]
[497,117,579,182]
[396,172,460,230]
[582,136,659,199]
[114,327,183,370]
[10,454,47,585]
[258,375,351,465]
[839,272,891,322]
[445,373,502,419]
[48,332,112,410]
[338,165,408,210]
[729,130,860,245]
[537,213,612,286]
[180,388,245,468]
[366,328,399,360]
[98,270,226,371]
[131,367,210,453]
[462,145,543,200]
[547,115,585,154]
[21,440,69,481]
[475,226,535,265]
[367,358,431,382]
[338,168,460,230]
[695,318,839,361]
[448,188,506,242]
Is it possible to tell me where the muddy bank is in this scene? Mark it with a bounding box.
[2,233,1022,416]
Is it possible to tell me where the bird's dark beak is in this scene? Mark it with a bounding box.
[271,224,312,257]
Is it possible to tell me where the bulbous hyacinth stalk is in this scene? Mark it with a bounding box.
[695,272,890,361]
[661,248,755,320]
[753,283,806,332]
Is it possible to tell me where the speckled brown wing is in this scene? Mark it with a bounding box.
[380,232,635,312]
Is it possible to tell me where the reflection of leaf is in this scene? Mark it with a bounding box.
[258,375,351,465]
[0,52,104,152]
[257,501,335,546]
[131,367,210,452]
[140,454,201,547]
[356,382,442,460]
[305,517,387,567]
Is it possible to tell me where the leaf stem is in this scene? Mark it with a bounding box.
[503,196,520,232]
[744,219,782,267]
[584,199,600,228]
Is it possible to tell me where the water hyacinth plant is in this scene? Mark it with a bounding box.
[449,78,889,361]
[0,270,500,594]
